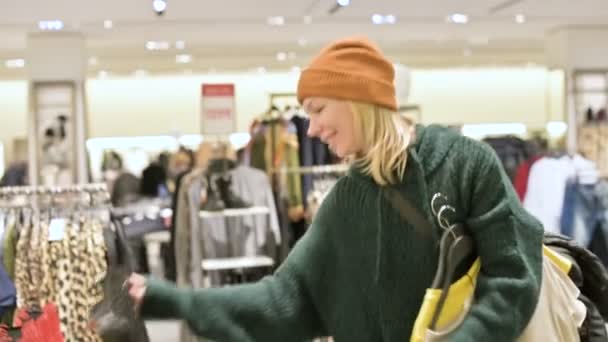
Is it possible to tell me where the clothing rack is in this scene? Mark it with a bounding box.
[271,164,349,175]
[0,183,108,196]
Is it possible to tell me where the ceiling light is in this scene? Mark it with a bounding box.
[39,20,64,31]
[5,59,25,69]
[515,14,526,24]
[146,41,170,50]
[385,15,397,24]
[297,37,308,47]
[337,0,350,6]
[153,0,167,14]
[303,16,313,24]
[103,20,113,29]
[88,57,99,66]
[372,14,384,25]
[276,52,287,62]
[447,13,468,24]
[267,16,285,26]
[98,70,108,79]
[256,67,266,74]
[176,54,192,64]
[175,40,185,49]
[291,66,301,73]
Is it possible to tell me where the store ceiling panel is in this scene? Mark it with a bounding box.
[1,0,608,76]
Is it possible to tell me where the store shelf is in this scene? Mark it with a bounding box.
[199,206,270,218]
[201,256,275,271]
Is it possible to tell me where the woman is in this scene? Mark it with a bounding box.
[127,36,544,341]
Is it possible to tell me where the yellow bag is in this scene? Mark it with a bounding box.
[410,246,587,342]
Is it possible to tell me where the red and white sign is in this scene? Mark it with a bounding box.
[201,83,236,135]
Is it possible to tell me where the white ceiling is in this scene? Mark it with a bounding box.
[1,0,608,77]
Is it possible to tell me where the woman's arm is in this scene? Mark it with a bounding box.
[139,203,333,341]
[450,141,544,341]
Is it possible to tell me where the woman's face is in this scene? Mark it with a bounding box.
[303,97,362,158]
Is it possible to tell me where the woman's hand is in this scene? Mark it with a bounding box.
[125,273,147,313]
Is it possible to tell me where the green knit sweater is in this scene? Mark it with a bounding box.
[142,124,544,341]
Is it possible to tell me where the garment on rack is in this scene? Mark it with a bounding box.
[230,164,281,252]
[514,155,541,201]
[172,168,205,342]
[483,136,531,182]
[11,212,108,342]
[524,155,597,233]
[0,265,15,317]
[561,180,607,247]
[290,116,335,207]
[90,221,150,342]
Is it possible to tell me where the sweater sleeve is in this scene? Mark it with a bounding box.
[450,142,544,341]
[140,206,331,341]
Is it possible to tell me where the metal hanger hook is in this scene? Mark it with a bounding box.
[437,204,456,230]
[431,193,449,217]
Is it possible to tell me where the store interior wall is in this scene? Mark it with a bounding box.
[0,66,565,165]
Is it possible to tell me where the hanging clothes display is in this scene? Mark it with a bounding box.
[0,184,149,342]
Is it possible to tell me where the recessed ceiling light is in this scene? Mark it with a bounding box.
[303,16,313,24]
[291,66,301,73]
[5,59,25,69]
[385,15,397,24]
[103,20,113,29]
[337,0,350,6]
[297,37,308,47]
[176,54,192,64]
[372,14,384,25]
[98,70,108,79]
[515,14,526,24]
[88,57,99,66]
[146,41,170,50]
[267,16,285,26]
[175,40,186,49]
[256,67,267,74]
[39,20,64,31]
[153,0,167,13]
[276,52,287,62]
[447,13,468,24]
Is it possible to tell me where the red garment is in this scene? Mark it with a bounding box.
[14,303,63,342]
[514,155,542,202]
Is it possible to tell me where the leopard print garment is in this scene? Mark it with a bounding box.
[13,211,108,341]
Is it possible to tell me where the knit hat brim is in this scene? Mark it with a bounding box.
[297,68,397,111]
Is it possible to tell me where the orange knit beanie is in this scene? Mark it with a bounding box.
[297,36,397,111]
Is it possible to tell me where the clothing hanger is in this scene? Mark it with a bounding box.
[429,223,475,330]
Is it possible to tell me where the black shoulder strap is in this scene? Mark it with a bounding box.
[381,187,433,240]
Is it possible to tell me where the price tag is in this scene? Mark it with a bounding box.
[49,218,67,241]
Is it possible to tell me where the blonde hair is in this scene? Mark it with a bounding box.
[350,101,415,185]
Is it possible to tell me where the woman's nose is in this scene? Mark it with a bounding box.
[307,117,321,137]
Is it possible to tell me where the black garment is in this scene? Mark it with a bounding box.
[140,163,167,197]
[588,223,608,269]
[578,294,608,342]
[0,162,27,187]
[482,136,532,182]
[90,221,150,342]
[544,233,608,320]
